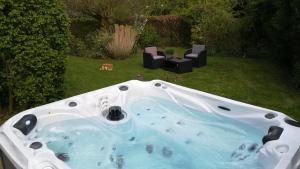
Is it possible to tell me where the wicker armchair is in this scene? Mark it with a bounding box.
[143,47,166,69]
[184,44,207,67]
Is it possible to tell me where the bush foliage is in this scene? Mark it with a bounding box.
[69,34,86,56]
[69,29,111,58]
[63,0,147,30]
[0,0,70,112]
[190,0,242,54]
[138,25,159,48]
[85,30,112,58]
[243,0,300,88]
[147,15,191,46]
[165,47,175,56]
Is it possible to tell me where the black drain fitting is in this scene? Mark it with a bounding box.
[107,106,125,121]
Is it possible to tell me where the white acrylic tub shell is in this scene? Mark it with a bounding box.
[0,80,299,169]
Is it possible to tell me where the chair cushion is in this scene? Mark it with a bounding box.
[145,47,157,56]
[192,44,205,54]
[185,53,198,58]
[153,55,165,60]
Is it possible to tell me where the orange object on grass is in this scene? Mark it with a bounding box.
[100,64,113,71]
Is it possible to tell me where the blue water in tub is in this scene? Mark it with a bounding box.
[35,97,265,169]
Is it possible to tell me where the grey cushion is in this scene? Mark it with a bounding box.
[153,55,165,60]
[192,44,205,54]
[145,47,157,56]
[185,53,198,58]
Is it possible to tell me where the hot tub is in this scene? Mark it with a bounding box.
[0,80,299,169]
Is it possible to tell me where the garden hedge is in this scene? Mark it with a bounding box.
[147,15,191,46]
[0,0,70,112]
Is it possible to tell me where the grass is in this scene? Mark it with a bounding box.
[65,50,300,121]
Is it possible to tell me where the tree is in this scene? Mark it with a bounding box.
[291,0,300,87]
[242,0,300,87]
[0,0,70,113]
[189,0,242,54]
[63,0,148,30]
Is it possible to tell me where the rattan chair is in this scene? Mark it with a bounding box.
[184,44,207,67]
[143,47,166,69]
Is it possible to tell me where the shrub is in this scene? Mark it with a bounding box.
[138,25,159,48]
[165,47,175,56]
[70,17,100,39]
[69,34,87,56]
[69,29,112,58]
[190,1,242,54]
[147,15,191,46]
[63,0,147,30]
[293,60,300,89]
[68,17,104,57]
[84,30,111,58]
[107,25,137,59]
[241,0,300,87]
[0,0,70,112]
[0,58,6,109]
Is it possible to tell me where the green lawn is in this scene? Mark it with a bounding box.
[65,51,300,121]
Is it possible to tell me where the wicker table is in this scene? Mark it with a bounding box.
[164,58,193,74]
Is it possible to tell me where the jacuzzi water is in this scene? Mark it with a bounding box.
[35,97,264,169]
[1,80,300,169]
